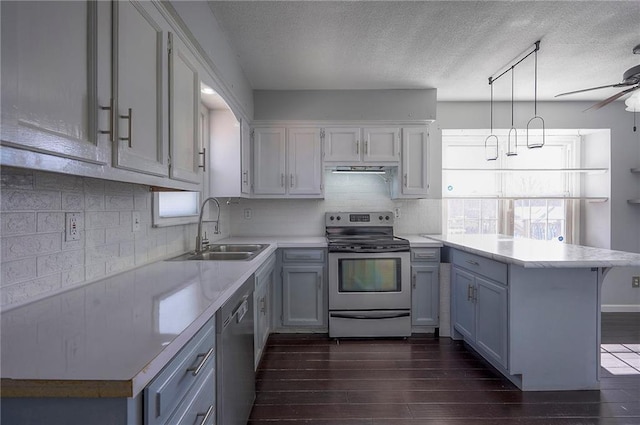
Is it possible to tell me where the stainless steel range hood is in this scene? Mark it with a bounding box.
[329,166,392,174]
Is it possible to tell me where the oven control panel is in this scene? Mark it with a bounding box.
[325,212,394,226]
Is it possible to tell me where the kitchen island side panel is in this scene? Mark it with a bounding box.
[509,266,600,391]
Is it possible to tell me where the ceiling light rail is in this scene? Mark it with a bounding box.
[486,40,544,160]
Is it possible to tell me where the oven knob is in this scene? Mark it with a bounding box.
[379,215,383,221]
[329,216,334,221]
[336,216,341,220]
[385,215,390,221]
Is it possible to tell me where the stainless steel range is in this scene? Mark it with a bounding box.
[326,212,411,338]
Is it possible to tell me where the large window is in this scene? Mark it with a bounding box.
[442,129,587,243]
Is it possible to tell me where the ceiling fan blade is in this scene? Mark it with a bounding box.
[555,83,623,98]
[584,85,640,111]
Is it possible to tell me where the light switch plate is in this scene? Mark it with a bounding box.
[633,276,640,288]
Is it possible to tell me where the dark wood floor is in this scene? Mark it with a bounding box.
[249,314,640,424]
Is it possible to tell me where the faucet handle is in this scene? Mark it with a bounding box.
[201,231,209,248]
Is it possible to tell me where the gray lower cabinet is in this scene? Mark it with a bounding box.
[254,253,276,369]
[280,249,326,329]
[144,317,216,425]
[410,248,440,329]
[451,249,508,370]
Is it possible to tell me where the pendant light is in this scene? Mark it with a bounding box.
[485,82,499,161]
[506,67,518,156]
[527,41,545,148]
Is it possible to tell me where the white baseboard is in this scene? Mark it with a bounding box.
[601,305,640,313]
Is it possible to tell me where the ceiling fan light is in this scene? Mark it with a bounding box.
[624,91,640,112]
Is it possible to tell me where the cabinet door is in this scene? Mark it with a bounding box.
[282,265,324,327]
[475,276,508,369]
[252,127,286,195]
[241,120,252,195]
[113,0,168,177]
[452,266,475,340]
[362,127,399,162]
[287,128,322,195]
[1,1,110,164]
[254,279,267,369]
[411,265,439,327]
[401,127,429,196]
[323,128,361,162]
[168,33,201,184]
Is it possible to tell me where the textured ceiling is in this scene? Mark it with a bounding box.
[207,1,640,102]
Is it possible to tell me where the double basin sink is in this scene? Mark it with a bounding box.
[169,244,269,261]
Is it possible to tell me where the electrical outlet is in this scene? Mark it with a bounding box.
[633,276,640,288]
[65,212,81,241]
[132,211,141,232]
[244,208,252,220]
[394,207,401,219]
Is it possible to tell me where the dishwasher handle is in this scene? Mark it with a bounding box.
[233,297,249,324]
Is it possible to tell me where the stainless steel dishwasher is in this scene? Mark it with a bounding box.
[217,276,255,425]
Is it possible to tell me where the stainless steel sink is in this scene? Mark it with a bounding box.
[206,244,266,253]
[168,244,268,261]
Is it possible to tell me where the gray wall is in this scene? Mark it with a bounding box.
[167,1,254,120]
[254,89,436,122]
[437,101,640,310]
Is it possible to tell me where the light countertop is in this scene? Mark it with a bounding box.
[0,237,326,398]
[424,234,640,268]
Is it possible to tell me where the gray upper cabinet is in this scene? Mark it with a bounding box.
[323,127,399,164]
[252,127,287,195]
[0,1,111,164]
[400,127,429,197]
[168,33,202,184]
[112,0,169,177]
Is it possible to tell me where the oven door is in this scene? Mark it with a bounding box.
[328,251,411,311]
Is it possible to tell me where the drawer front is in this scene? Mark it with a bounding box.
[411,248,440,263]
[452,249,507,285]
[165,368,215,425]
[282,249,325,263]
[145,318,215,425]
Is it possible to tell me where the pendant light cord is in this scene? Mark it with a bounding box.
[511,67,515,127]
[490,83,494,133]
[534,48,538,116]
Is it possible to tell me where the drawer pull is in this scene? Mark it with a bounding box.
[195,404,214,425]
[415,252,436,259]
[466,259,480,266]
[187,346,214,377]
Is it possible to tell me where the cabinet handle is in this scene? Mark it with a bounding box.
[412,274,416,289]
[290,173,294,188]
[198,147,206,172]
[317,275,322,290]
[467,284,473,301]
[195,404,214,425]
[119,108,132,148]
[186,346,214,376]
[365,140,369,154]
[260,297,266,314]
[473,286,478,303]
[404,174,408,187]
[281,173,285,187]
[243,170,249,184]
[98,98,114,141]
[356,140,359,155]
[466,259,480,267]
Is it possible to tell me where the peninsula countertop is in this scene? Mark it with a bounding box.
[0,237,326,398]
[423,234,640,268]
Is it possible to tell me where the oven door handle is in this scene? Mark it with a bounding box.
[330,312,410,320]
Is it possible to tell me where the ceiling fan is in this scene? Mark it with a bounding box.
[555,44,640,110]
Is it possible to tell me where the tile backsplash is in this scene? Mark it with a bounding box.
[0,167,226,309]
[1,168,440,309]
[230,171,442,236]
